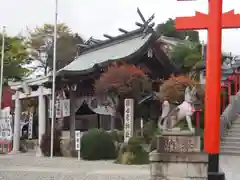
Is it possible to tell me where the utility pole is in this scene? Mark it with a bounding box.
[50,0,58,158]
[0,26,6,110]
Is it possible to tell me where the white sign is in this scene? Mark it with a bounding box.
[124,99,134,143]
[49,99,70,118]
[56,100,62,118]
[0,107,12,141]
[62,99,70,117]
[28,113,33,139]
[75,130,81,151]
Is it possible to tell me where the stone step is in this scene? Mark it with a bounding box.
[221,137,240,142]
[221,142,240,148]
[221,143,240,150]
[224,132,240,137]
[226,128,240,133]
[221,151,240,156]
[233,121,240,124]
[221,145,240,150]
[230,124,240,128]
[221,146,240,155]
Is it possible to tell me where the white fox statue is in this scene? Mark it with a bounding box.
[158,86,198,133]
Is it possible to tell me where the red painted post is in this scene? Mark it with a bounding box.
[7,141,11,153]
[227,77,232,104]
[195,109,201,132]
[0,142,2,154]
[221,85,226,113]
[236,73,240,93]
[238,73,240,91]
[234,73,238,94]
[204,0,222,154]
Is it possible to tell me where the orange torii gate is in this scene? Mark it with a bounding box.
[175,0,240,179]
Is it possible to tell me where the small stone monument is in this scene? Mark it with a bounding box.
[149,128,208,180]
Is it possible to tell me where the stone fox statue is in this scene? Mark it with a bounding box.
[158,86,198,133]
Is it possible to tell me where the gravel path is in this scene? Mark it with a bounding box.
[0,152,239,180]
[0,152,149,180]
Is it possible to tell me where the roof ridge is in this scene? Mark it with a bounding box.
[79,28,153,55]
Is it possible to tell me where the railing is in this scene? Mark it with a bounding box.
[220,90,240,139]
[0,140,12,153]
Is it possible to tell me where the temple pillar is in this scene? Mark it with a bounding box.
[69,89,76,153]
[36,86,46,156]
[11,91,21,153]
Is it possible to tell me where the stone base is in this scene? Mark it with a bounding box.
[150,177,207,180]
[8,150,21,155]
[150,151,208,179]
[208,172,225,180]
[162,128,195,136]
[156,134,201,153]
[36,146,44,157]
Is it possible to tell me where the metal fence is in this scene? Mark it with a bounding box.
[220,91,240,138]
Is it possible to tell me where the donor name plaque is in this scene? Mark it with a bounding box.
[157,135,201,153]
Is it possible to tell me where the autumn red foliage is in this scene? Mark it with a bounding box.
[95,63,150,99]
[95,63,151,128]
[159,75,203,103]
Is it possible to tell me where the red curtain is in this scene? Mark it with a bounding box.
[1,86,12,109]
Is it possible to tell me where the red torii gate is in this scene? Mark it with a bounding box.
[175,0,240,179]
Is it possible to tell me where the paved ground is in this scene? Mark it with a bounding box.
[220,155,240,180]
[0,152,149,180]
[0,152,239,180]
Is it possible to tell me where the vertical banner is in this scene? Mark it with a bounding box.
[28,112,33,139]
[48,99,52,118]
[62,99,70,117]
[49,99,70,118]
[124,99,134,143]
[0,107,12,141]
[75,130,81,151]
[55,99,62,118]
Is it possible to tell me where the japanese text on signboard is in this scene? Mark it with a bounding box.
[124,99,134,143]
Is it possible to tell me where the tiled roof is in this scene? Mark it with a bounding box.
[57,30,154,76]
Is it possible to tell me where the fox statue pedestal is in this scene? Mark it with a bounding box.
[149,129,208,180]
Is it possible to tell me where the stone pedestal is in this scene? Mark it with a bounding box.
[149,130,208,180]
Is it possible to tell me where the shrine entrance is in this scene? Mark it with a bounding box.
[8,76,52,155]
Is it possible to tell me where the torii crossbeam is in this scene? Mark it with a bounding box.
[175,0,240,179]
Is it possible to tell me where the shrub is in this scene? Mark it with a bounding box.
[108,130,124,143]
[149,136,157,152]
[20,139,28,153]
[143,120,157,144]
[128,136,145,146]
[80,129,117,160]
[40,130,62,157]
[116,136,149,165]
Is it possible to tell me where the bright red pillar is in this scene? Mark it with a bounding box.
[204,0,222,154]
[176,0,240,154]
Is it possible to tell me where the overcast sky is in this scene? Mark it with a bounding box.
[0,0,240,55]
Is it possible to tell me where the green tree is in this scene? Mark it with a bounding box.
[170,44,202,70]
[0,34,30,81]
[28,23,84,75]
[156,18,200,42]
